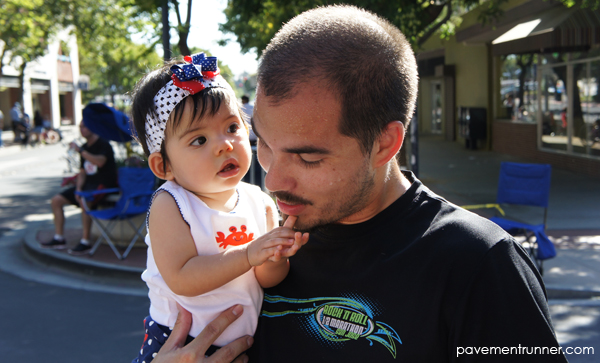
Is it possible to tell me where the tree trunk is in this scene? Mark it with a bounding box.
[17,61,27,106]
[516,55,533,108]
[176,0,192,56]
[0,47,8,77]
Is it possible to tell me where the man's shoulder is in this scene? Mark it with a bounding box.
[392,180,513,259]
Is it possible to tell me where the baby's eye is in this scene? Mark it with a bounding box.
[228,123,240,133]
[191,136,207,146]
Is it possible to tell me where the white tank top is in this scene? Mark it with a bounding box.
[142,180,273,346]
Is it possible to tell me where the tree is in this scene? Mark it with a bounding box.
[62,0,162,105]
[219,0,505,55]
[220,0,600,56]
[134,0,194,56]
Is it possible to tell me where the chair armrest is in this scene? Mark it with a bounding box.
[75,188,121,199]
[461,203,506,216]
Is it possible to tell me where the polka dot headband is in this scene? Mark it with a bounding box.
[145,53,233,154]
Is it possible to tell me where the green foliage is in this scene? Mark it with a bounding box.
[62,0,162,104]
[220,0,600,55]
[219,0,489,54]
[0,0,64,68]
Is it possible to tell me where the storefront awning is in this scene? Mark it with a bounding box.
[492,6,600,55]
[456,1,600,56]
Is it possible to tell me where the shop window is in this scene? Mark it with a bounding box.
[540,64,567,151]
[539,52,600,159]
[499,54,538,122]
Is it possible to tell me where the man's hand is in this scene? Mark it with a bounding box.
[69,141,81,153]
[153,304,253,363]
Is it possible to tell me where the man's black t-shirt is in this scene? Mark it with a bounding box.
[249,172,567,362]
[80,138,118,190]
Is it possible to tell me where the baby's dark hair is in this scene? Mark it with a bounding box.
[131,58,237,164]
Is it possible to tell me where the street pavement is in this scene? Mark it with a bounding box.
[0,130,599,362]
[0,128,149,362]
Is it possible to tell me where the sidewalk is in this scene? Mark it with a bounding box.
[417,135,600,298]
[7,133,600,298]
[0,126,79,157]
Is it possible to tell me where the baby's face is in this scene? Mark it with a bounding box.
[163,96,252,199]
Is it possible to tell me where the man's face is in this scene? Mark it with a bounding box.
[79,123,93,139]
[254,82,376,231]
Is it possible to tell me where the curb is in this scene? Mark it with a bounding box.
[23,226,145,275]
[546,287,600,300]
[0,221,147,296]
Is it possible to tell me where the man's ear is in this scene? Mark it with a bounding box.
[372,121,405,168]
[148,152,172,180]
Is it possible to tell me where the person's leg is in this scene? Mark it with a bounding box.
[41,190,75,248]
[69,193,94,255]
[81,209,92,241]
[52,189,76,236]
[51,194,68,236]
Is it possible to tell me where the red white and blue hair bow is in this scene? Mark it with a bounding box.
[145,53,232,154]
[169,53,221,94]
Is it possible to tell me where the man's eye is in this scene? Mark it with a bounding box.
[298,154,322,168]
[191,136,207,146]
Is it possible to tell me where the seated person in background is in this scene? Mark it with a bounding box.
[40,121,118,255]
[31,111,45,143]
[10,102,29,143]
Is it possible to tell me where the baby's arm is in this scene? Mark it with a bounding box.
[149,192,297,297]
[254,207,309,288]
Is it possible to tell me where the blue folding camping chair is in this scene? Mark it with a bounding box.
[488,162,555,274]
[77,167,156,259]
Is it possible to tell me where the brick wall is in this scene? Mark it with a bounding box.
[492,120,600,179]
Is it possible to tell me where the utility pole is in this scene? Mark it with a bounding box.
[162,0,171,61]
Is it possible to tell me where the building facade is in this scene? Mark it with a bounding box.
[0,28,82,132]
[416,0,600,178]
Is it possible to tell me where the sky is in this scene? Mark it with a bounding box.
[175,0,259,78]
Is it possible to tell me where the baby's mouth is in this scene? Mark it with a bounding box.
[218,159,240,176]
[220,163,236,173]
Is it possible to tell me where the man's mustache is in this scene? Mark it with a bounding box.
[271,191,313,206]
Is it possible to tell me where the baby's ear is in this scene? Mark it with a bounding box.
[148,152,172,180]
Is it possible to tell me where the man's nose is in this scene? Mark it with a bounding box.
[263,157,294,193]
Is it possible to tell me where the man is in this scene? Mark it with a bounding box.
[154,5,567,362]
[41,121,118,255]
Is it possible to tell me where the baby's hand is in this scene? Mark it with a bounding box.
[273,216,309,261]
[246,216,309,266]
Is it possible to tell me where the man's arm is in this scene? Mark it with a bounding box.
[450,240,568,362]
[153,304,253,363]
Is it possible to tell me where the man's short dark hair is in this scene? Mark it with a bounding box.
[258,5,418,155]
[241,95,250,103]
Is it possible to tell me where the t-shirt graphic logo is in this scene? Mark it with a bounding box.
[262,294,402,358]
[215,225,254,249]
[84,160,98,175]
